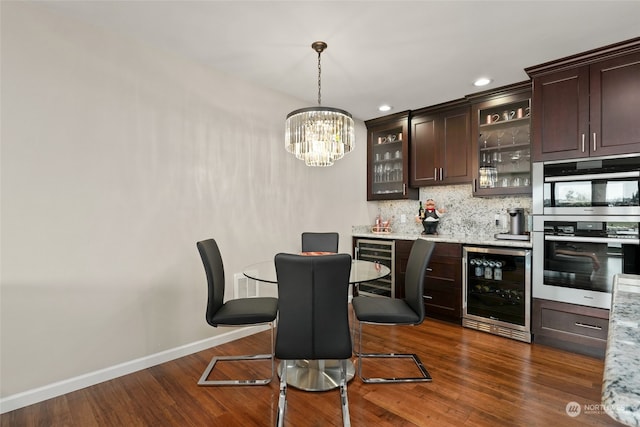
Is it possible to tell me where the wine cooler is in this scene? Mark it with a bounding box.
[463,246,532,343]
[354,239,395,297]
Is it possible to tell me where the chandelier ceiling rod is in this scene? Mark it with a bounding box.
[312,41,327,106]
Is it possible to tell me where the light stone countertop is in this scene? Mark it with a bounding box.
[602,273,640,427]
[351,229,532,248]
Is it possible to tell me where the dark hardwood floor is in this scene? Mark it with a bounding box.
[1,317,622,426]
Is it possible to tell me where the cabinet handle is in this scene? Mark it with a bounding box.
[423,295,433,300]
[581,134,586,153]
[439,168,443,181]
[575,322,602,331]
[402,183,406,195]
[434,168,438,181]
[593,133,597,151]
[426,267,433,272]
[473,179,478,192]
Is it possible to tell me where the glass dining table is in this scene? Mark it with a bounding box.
[242,257,391,392]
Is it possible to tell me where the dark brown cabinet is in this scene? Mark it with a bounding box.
[394,240,462,323]
[365,111,418,201]
[468,82,532,196]
[423,242,462,323]
[526,38,640,162]
[410,101,471,187]
[532,298,609,359]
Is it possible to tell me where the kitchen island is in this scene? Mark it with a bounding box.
[602,273,640,427]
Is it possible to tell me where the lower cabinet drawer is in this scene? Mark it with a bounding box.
[533,298,609,358]
[539,305,609,340]
[423,288,461,320]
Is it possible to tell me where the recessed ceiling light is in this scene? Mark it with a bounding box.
[473,77,492,87]
[378,104,392,112]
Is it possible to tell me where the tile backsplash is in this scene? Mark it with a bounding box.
[367,184,532,236]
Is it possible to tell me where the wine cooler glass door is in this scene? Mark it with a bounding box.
[463,246,532,341]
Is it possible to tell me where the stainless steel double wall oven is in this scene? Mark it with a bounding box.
[532,154,640,309]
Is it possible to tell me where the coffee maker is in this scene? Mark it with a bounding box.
[495,208,529,240]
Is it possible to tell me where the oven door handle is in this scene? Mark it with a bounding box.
[544,170,639,182]
[545,235,640,245]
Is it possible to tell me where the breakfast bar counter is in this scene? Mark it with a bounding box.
[602,273,640,427]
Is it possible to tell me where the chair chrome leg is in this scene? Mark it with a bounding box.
[351,304,361,357]
[198,322,276,386]
[339,359,351,427]
[276,359,288,427]
[357,321,365,378]
[356,320,432,384]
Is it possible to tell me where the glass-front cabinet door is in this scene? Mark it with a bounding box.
[470,82,532,197]
[365,111,418,200]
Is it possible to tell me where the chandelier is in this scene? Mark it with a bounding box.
[285,41,355,167]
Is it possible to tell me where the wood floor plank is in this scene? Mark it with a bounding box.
[1,317,623,426]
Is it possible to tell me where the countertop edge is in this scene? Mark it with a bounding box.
[351,232,533,248]
[602,274,640,427]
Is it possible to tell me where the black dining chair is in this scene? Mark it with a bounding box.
[352,238,436,383]
[196,239,279,386]
[301,232,339,253]
[274,253,352,427]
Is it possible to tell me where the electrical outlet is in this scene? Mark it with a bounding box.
[494,214,500,226]
[400,214,407,223]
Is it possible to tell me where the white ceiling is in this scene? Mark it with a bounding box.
[40,1,640,121]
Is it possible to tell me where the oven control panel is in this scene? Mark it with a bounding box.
[543,220,639,239]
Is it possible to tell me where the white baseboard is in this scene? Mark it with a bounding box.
[0,325,269,414]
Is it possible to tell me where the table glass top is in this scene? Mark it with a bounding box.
[242,257,390,284]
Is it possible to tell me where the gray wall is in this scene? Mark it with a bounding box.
[0,2,370,402]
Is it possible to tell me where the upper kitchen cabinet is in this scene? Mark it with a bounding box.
[526,37,640,162]
[366,111,419,200]
[410,100,472,187]
[468,82,532,196]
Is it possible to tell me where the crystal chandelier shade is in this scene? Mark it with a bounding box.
[285,106,354,167]
[284,42,355,167]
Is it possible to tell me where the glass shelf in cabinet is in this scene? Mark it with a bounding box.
[479,141,530,152]
[373,158,402,164]
[374,139,402,146]
[375,134,403,145]
[479,128,530,148]
[479,116,530,130]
